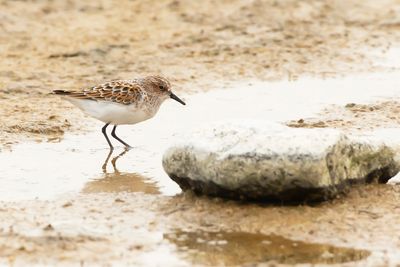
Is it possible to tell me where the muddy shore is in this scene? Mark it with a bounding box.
[1,0,400,266]
[2,0,400,147]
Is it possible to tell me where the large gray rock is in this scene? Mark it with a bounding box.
[162,121,398,202]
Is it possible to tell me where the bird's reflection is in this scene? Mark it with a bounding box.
[102,148,129,173]
[81,149,160,194]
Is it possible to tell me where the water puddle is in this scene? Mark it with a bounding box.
[1,74,400,201]
[0,139,179,200]
[164,230,371,266]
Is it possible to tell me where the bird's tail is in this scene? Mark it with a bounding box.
[52,90,72,95]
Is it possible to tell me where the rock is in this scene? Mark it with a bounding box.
[355,128,400,185]
[162,121,398,202]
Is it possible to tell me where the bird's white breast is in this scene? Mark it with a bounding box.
[66,98,154,125]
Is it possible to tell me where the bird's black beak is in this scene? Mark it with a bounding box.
[170,92,186,105]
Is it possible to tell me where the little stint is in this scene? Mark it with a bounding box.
[53,75,185,149]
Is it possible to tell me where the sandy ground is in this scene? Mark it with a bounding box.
[2,0,400,266]
[2,0,400,146]
[287,101,400,131]
[0,185,399,266]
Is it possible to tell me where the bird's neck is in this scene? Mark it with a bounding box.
[142,94,165,115]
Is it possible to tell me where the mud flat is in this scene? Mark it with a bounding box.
[0,75,400,265]
[2,0,400,266]
[2,0,400,147]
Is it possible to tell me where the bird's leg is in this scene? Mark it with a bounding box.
[111,125,132,149]
[102,123,113,149]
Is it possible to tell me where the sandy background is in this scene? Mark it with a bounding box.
[2,0,400,147]
[2,0,400,266]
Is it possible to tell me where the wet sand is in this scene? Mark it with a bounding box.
[2,0,400,266]
[0,185,399,266]
[1,77,400,266]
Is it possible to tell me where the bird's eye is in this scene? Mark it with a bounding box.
[159,85,165,91]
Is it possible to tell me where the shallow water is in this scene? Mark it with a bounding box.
[164,230,371,265]
[1,73,400,201]
[0,140,179,200]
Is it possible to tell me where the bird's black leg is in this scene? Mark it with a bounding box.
[111,125,132,149]
[102,123,113,149]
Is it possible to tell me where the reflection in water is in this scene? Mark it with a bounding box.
[102,148,132,173]
[82,149,160,194]
[164,231,371,266]
[82,172,160,194]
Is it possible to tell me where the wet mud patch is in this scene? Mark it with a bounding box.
[0,232,111,264]
[165,230,371,265]
[287,101,400,131]
[0,94,85,149]
[159,185,400,265]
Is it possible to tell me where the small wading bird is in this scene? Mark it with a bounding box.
[53,75,185,149]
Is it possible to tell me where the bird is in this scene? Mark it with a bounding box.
[53,75,186,149]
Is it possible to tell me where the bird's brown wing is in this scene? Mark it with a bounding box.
[56,80,145,105]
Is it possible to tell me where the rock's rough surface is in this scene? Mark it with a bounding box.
[162,122,398,202]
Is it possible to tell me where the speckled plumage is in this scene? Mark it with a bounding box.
[68,80,148,105]
[54,75,172,106]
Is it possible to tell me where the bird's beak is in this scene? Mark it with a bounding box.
[170,92,186,105]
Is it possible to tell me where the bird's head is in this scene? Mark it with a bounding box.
[142,75,186,105]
